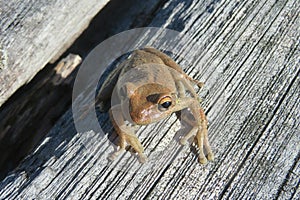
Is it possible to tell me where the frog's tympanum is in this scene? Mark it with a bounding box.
[96,47,214,164]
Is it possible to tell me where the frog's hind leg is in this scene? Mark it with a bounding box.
[175,78,200,103]
[109,105,147,163]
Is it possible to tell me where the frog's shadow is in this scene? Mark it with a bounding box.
[94,53,128,150]
[96,111,118,142]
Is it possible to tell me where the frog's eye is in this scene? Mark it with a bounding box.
[158,96,172,111]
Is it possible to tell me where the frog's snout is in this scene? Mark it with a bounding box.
[130,107,153,125]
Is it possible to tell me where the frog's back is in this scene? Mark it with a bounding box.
[141,47,204,88]
[96,47,200,111]
[117,61,178,95]
[117,47,188,93]
[120,47,186,74]
[119,48,166,75]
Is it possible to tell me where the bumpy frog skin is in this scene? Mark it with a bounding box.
[96,47,214,164]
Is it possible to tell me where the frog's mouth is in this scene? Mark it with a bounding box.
[128,84,175,125]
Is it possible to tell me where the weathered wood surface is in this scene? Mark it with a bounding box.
[0,0,109,107]
[1,0,299,199]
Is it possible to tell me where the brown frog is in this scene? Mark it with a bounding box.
[96,47,214,164]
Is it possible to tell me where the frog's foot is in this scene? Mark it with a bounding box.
[197,145,214,164]
[108,130,126,161]
[199,152,214,164]
[137,153,148,163]
[207,152,214,161]
[195,128,214,164]
[108,148,125,161]
[198,154,208,164]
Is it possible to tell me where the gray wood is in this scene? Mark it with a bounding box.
[0,0,109,106]
[0,0,299,199]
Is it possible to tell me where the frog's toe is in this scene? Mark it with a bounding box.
[108,149,125,161]
[207,152,214,161]
[198,156,208,164]
[138,153,148,163]
[180,138,188,145]
[108,153,118,161]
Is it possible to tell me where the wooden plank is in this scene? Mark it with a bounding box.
[0,0,109,107]
[0,0,299,199]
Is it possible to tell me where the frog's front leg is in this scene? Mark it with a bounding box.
[183,104,214,164]
[176,92,214,164]
[109,105,147,163]
[195,108,214,163]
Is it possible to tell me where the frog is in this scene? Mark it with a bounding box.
[96,47,214,164]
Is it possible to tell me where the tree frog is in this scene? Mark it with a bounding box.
[96,47,214,164]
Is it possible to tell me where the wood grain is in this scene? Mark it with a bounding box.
[0,0,109,106]
[0,0,299,199]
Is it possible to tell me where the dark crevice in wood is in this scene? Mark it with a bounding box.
[194,0,263,80]
[55,146,97,199]
[207,1,290,173]
[80,165,110,199]
[234,68,300,199]
[0,62,76,181]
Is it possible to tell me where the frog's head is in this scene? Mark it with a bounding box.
[125,83,177,125]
